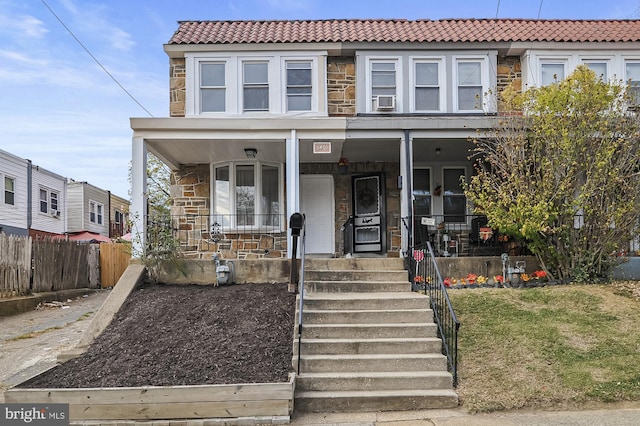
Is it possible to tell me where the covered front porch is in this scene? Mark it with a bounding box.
[130,115,504,260]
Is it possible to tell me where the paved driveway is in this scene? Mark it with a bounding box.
[0,290,109,401]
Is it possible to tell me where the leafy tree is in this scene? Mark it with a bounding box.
[465,66,640,282]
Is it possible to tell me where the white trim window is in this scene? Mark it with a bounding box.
[583,60,608,81]
[442,167,467,223]
[243,62,269,112]
[286,61,312,111]
[540,60,566,86]
[200,62,226,112]
[4,176,15,206]
[455,59,485,112]
[370,60,398,112]
[626,61,640,105]
[413,60,443,112]
[212,162,283,229]
[90,200,104,225]
[39,187,59,215]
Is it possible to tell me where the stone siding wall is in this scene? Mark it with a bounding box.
[327,56,356,116]
[170,58,186,117]
[496,56,522,112]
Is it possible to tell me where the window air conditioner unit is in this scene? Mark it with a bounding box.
[50,210,60,217]
[375,95,396,111]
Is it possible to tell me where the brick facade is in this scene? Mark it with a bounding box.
[496,56,522,111]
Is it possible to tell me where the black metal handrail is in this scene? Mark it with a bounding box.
[296,216,307,373]
[411,241,461,387]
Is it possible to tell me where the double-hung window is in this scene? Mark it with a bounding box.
[90,201,104,225]
[40,188,59,215]
[583,61,608,81]
[200,62,226,112]
[371,61,397,111]
[39,188,48,213]
[456,60,483,111]
[286,61,312,111]
[4,176,15,205]
[414,61,441,112]
[443,168,467,223]
[626,62,640,106]
[243,62,269,111]
[540,61,566,86]
[213,162,282,229]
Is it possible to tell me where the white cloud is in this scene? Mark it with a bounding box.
[0,13,48,39]
[0,49,48,66]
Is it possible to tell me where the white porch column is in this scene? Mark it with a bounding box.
[400,130,413,257]
[286,129,300,258]
[131,137,148,257]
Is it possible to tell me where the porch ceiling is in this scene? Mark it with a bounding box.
[144,137,474,169]
[413,138,475,163]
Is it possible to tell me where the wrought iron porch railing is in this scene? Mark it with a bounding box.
[146,214,289,258]
[409,241,460,387]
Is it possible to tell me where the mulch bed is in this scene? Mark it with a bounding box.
[20,283,296,388]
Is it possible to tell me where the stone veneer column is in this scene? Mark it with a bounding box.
[327,57,356,116]
[170,58,186,117]
[496,56,522,112]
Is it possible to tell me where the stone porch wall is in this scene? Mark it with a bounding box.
[170,165,287,259]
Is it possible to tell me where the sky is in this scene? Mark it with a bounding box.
[2,0,640,199]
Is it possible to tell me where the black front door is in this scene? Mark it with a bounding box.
[352,173,385,253]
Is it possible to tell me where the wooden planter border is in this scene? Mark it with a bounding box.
[4,373,295,421]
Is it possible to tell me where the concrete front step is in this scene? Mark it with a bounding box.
[303,308,431,324]
[302,323,437,339]
[296,371,453,392]
[303,292,428,310]
[294,389,459,412]
[305,280,410,293]
[305,258,405,271]
[299,337,443,355]
[305,270,409,282]
[298,354,448,373]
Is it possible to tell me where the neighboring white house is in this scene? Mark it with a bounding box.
[66,180,111,237]
[30,165,67,238]
[0,149,29,237]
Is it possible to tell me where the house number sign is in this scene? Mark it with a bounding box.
[313,142,331,154]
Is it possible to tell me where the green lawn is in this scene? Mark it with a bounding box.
[448,283,640,413]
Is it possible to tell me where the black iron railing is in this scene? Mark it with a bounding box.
[410,241,460,387]
[146,214,288,258]
[340,216,354,256]
[296,216,307,373]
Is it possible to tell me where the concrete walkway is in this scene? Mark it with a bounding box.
[290,406,640,425]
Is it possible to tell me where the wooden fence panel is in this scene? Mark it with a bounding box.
[0,234,31,297]
[99,243,130,288]
[32,239,91,292]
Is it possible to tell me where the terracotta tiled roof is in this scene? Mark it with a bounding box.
[168,19,640,45]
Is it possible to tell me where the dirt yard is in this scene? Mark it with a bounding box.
[20,283,296,388]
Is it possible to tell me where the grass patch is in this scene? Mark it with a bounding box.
[8,326,64,341]
[449,284,640,413]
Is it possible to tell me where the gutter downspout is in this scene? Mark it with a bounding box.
[27,160,32,233]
